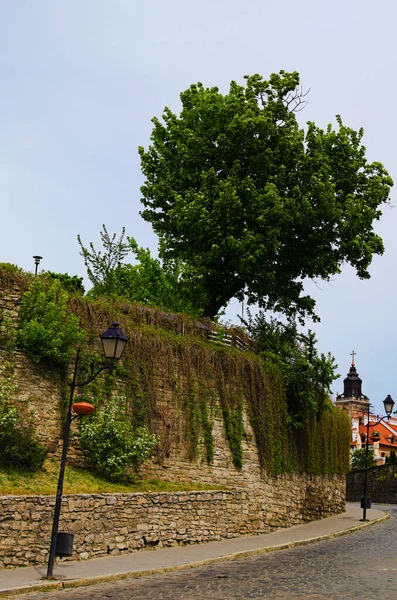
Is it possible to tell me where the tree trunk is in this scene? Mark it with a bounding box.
[202,285,241,320]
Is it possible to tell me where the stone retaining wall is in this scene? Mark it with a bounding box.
[0,475,345,569]
[346,464,397,504]
[0,279,347,570]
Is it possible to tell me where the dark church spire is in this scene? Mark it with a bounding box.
[337,351,368,400]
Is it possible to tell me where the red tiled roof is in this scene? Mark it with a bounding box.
[358,419,397,448]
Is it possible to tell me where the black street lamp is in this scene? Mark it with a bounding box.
[33,256,42,276]
[360,394,395,521]
[46,323,129,579]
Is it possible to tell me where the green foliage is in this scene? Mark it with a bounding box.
[0,364,16,404]
[244,358,294,474]
[71,295,350,476]
[77,225,130,295]
[0,457,226,495]
[139,71,393,320]
[16,278,85,365]
[350,447,377,471]
[78,225,205,316]
[219,391,244,469]
[180,385,215,464]
[2,268,350,477]
[73,391,95,404]
[108,239,204,315]
[46,272,85,295]
[0,262,23,277]
[0,308,17,350]
[79,396,158,482]
[199,394,214,465]
[245,313,338,428]
[0,262,28,287]
[181,387,199,461]
[301,403,351,475]
[0,364,46,471]
[385,449,397,465]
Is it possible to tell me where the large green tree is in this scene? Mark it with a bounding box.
[139,71,393,320]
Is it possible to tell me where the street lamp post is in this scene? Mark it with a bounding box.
[46,323,129,579]
[361,394,395,521]
[33,256,42,276]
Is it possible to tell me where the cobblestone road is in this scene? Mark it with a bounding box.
[18,506,397,600]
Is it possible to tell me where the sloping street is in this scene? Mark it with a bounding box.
[15,505,397,600]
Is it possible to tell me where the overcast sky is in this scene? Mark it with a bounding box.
[1,0,396,414]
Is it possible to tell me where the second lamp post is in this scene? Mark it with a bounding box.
[361,394,395,521]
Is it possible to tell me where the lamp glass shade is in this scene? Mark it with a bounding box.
[100,323,129,361]
[383,395,395,416]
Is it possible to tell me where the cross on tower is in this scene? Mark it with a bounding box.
[350,350,356,366]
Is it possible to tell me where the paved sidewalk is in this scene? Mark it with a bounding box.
[0,503,389,598]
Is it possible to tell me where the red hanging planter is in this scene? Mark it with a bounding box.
[72,402,95,416]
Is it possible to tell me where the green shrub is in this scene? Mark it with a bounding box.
[350,447,377,471]
[79,396,158,481]
[73,391,95,404]
[0,364,46,471]
[0,418,47,470]
[0,262,27,286]
[244,313,338,428]
[0,308,17,350]
[386,450,397,465]
[46,272,85,295]
[16,278,85,364]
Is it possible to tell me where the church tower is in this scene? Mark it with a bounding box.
[335,351,369,418]
[335,352,369,452]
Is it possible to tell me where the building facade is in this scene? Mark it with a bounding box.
[335,358,397,465]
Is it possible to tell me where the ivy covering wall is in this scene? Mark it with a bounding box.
[0,264,351,476]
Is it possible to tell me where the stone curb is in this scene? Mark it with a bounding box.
[1,512,390,598]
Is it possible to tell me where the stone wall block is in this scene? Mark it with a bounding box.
[0,479,345,569]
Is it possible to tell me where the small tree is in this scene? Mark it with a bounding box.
[78,225,206,316]
[350,447,377,471]
[77,225,130,296]
[385,449,397,465]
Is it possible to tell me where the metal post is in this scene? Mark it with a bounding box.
[46,349,79,579]
[33,256,42,276]
[361,404,370,521]
[45,322,128,579]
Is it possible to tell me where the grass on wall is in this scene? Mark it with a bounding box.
[0,459,226,496]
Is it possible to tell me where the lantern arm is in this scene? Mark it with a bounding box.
[74,361,116,389]
[367,414,391,429]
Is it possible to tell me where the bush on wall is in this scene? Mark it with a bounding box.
[0,364,46,471]
[79,396,158,482]
[16,277,85,365]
